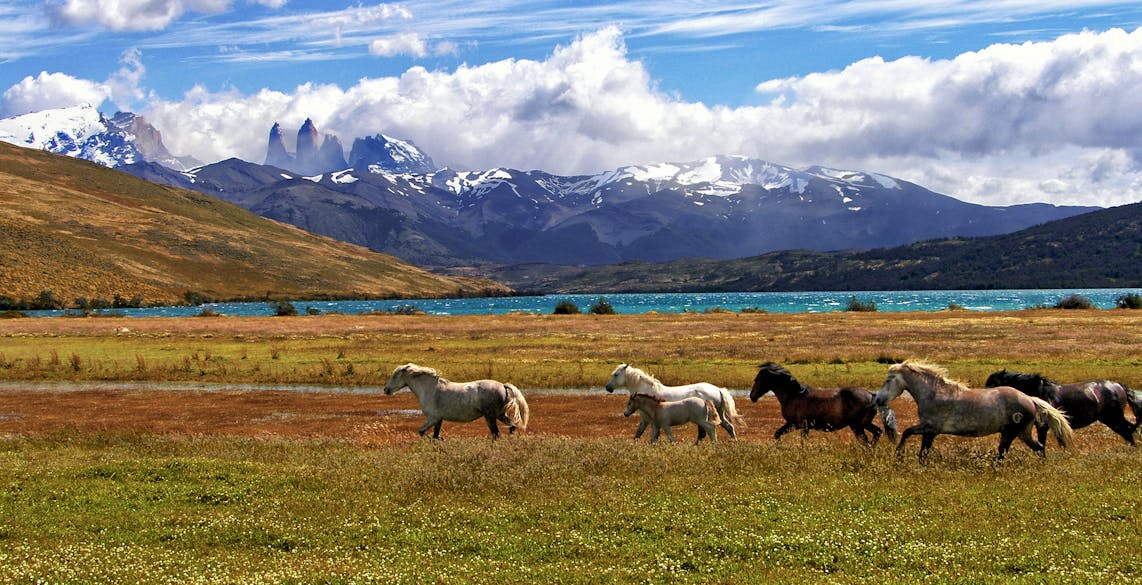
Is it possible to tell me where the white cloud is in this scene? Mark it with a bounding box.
[1,71,109,117]
[136,26,1142,207]
[369,33,427,58]
[47,0,291,31]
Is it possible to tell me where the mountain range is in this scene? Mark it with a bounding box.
[1,105,1103,271]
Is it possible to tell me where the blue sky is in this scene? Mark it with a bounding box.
[2,1,1142,206]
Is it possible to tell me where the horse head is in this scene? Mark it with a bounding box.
[624,392,658,417]
[750,362,805,402]
[874,366,907,407]
[605,364,629,393]
[383,363,430,395]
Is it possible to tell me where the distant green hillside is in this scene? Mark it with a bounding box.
[0,142,509,306]
[488,201,1142,293]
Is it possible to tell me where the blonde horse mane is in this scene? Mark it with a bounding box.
[397,363,441,380]
[892,360,970,393]
[621,365,664,389]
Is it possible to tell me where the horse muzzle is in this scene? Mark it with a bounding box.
[605,384,614,393]
[383,386,394,395]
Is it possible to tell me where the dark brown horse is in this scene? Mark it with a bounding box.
[986,370,1141,446]
[751,362,897,444]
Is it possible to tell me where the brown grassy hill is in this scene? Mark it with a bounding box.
[0,142,509,305]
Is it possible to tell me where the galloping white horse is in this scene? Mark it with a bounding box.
[624,393,720,444]
[605,364,743,439]
[383,363,529,439]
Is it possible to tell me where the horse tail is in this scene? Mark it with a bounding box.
[877,404,898,442]
[1031,397,1074,449]
[704,399,721,424]
[718,388,745,428]
[504,383,529,432]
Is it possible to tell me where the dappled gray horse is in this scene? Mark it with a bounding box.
[383,363,529,439]
[874,360,1074,461]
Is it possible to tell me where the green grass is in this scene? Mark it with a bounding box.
[1,433,1139,583]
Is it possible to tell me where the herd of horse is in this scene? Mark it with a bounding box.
[381,360,1142,461]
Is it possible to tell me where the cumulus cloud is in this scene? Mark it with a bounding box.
[1,71,109,117]
[139,26,1142,207]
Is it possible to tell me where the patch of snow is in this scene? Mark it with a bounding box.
[331,169,358,184]
[280,173,293,180]
[868,173,899,189]
[303,174,323,183]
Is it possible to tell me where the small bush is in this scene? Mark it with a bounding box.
[740,306,767,314]
[194,308,223,317]
[1116,293,1142,309]
[844,297,878,312]
[1054,294,1094,310]
[270,300,297,316]
[0,310,29,319]
[588,298,616,315]
[946,303,966,311]
[553,300,581,315]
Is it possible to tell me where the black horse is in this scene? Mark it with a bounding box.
[751,362,897,444]
[985,370,1142,446]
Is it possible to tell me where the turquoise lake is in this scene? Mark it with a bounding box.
[25,288,1142,317]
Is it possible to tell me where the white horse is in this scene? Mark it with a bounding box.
[605,364,743,439]
[624,393,720,444]
[383,363,529,439]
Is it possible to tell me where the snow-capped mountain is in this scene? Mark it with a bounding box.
[0,104,198,170]
[6,105,1091,266]
[133,152,1097,266]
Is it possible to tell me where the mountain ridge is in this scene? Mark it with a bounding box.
[0,141,508,305]
[474,199,1142,293]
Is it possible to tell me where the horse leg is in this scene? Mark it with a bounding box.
[866,423,883,445]
[484,413,501,439]
[1100,413,1137,446]
[633,418,649,441]
[662,426,676,444]
[418,417,443,439]
[1017,425,1045,457]
[1035,423,1049,448]
[773,421,795,441]
[850,425,871,446]
[918,433,937,463]
[696,426,707,443]
[649,425,661,443]
[895,425,922,459]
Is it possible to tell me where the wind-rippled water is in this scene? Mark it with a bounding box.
[22,288,1141,317]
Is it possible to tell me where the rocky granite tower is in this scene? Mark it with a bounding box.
[264,122,293,169]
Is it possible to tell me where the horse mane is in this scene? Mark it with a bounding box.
[398,363,441,380]
[1013,371,1061,401]
[758,362,811,396]
[893,360,971,393]
[622,365,664,389]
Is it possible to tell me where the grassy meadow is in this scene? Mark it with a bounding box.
[1,310,1141,583]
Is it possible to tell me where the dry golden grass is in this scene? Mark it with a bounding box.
[1,309,1139,390]
[0,142,507,304]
